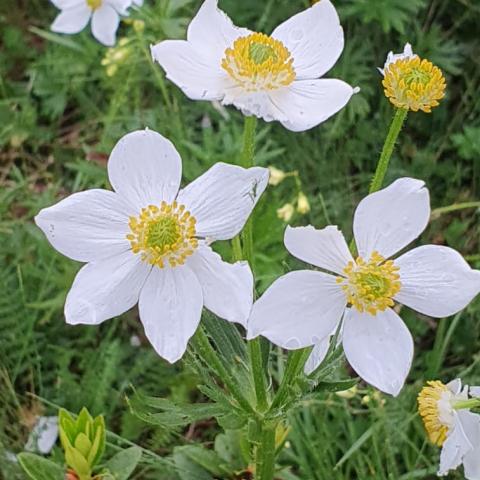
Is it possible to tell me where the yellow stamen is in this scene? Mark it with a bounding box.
[336,251,401,315]
[86,0,102,10]
[127,201,198,268]
[383,56,446,113]
[418,381,450,446]
[221,32,296,92]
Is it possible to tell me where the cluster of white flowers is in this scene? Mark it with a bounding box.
[42,1,480,478]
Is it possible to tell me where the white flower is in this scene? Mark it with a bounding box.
[35,129,268,363]
[151,0,356,132]
[50,0,135,46]
[418,379,480,479]
[248,178,480,395]
[378,42,417,76]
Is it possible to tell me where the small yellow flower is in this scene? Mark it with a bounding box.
[382,45,446,113]
[336,386,357,399]
[268,166,287,186]
[277,203,294,222]
[296,192,310,214]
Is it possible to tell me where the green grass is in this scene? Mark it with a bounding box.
[1,0,480,478]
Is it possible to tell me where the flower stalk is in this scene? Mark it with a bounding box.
[369,107,408,194]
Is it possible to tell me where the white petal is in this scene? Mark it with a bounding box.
[247,270,345,349]
[106,0,132,15]
[304,337,330,375]
[50,0,85,9]
[91,4,120,46]
[138,266,203,363]
[177,162,268,241]
[271,0,344,79]
[380,42,417,75]
[188,245,253,328]
[107,129,182,209]
[51,4,91,34]
[151,40,230,101]
[186,0,250,65]
[470,387,480,398]
[462,411,480,480]
[35,189,133,263]
[447,379,463,395]
[268,79,355,132]
[284,225,352,274]
[342,308,414,396]
[439,412,474,476]
[65,251,150,325]
[395,245,480,317]
[353,178,430,259]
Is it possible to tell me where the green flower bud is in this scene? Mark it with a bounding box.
[58,408,106,480]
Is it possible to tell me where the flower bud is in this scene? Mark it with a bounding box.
[277,203,294,222]
[296,192,310,214]
[268,166,286,186]
[59,408,106,480]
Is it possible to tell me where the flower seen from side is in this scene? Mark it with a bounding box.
[35,129,269,363]
[381,43,446,112]
[418,379,480,478]
[247,178,480,395]
[151,0,357,132]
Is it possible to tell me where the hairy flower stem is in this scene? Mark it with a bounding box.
[369,107,408,194]
[236,116,274,479]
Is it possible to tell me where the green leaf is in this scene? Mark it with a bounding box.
[313,379,359,393]
[173,447,215,480]
[18,453,64,480]
[104,446,142,480]
[178,445,231,477]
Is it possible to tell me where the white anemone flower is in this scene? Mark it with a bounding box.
[248,178,480,395]
[418,379,480,478]
[35,129,268,363]
[151,0,356,132]
[50,0,134,46]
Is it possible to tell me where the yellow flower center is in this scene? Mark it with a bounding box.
[86,0,102,9]
[221,33,296,92]
[337,251,401,315]
[127,201,198,268]
[418,381,451,446]
[382,56,446,113]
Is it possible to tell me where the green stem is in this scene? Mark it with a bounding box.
[255,422,277,480]
[431,201,480,218]
[270,348,310,410]
[369,107,408,194]
[193,327,255,414]
[453,399,480,410]
[249,339,269,412]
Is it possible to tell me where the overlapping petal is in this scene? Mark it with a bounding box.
[65,250,150,325]
[188,245,253,327]
[35,189,133,263]
[395,245,480,317]
[271,0,344,79]
[107,129,182,209]
[342,308,414,396]
[51,3,91,34]
[284,225,352,274]
[91,4,120,46]
[151,41,229,101]
[248,270,345,349]
[177,162,268,241]
[269,79,354,132]
[304,337,331,375]
[138,266,203,363]
[353,177,430,259]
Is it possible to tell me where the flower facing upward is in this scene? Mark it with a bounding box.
[151,0,356,132]
[50,0,137,46]
[247,178,480,395]
[381,43,446,112]
[418,379,480,478]
[36,129,268,363]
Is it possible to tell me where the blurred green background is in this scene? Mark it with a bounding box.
[1,0,479,478]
